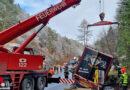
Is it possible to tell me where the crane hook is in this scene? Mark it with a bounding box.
[99,12,105,21]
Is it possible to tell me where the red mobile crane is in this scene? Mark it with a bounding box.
[0,0,81,90]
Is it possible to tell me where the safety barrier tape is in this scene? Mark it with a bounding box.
[60,78,75,84]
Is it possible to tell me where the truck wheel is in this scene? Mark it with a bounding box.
[36,77,46,90]
[21,77,34,90]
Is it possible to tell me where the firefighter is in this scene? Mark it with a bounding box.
[119,68,128,90]
[64,64,69,78]
[49,67,54,77]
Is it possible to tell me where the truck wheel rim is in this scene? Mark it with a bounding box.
[26,82,32,90]
[38,77,46,89]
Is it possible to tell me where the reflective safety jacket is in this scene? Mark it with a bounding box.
[120,73,128,86]
[49,69,54,75]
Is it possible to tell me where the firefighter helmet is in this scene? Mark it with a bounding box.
[121,68,126,73]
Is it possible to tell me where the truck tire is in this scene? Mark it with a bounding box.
[21,77,34,90]
[36,77,46,90]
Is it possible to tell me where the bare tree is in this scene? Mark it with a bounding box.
[78,19,91,46]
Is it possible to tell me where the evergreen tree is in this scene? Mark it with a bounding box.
[117,0,130,67]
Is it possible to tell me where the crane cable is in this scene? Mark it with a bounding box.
[99,0,101,13]
[99,0,104,13]
[99,0,105,21]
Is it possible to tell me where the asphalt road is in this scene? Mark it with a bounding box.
[45,70,72,90]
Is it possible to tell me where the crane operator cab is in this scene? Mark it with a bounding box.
[4,46,45,71]
[13,47,34,55]
[13,46,45,61]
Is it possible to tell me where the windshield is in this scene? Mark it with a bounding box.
[24,50,33,55]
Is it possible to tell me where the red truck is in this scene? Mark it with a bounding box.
[0,0,81,90]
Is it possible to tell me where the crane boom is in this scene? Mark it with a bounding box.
[0,0,81,45]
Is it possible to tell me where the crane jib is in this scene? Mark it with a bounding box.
[36,2,67,21]
[0,0,81,45]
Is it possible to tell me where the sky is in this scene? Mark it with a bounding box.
[14,0,119,45]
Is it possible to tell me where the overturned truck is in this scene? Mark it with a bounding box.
[74,47,116,89]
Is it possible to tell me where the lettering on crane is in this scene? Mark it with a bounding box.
[35,1,67,21]
[19,58,27,67]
